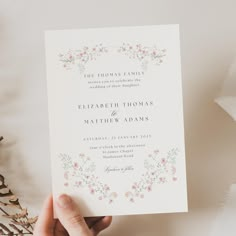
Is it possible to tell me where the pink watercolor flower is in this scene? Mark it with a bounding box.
[159,177,166,183]
[90,188,95,194]
[161,158,167,165]
[147,186,152,192]
[73,162,79,169]
[105,186,110,191]
[75,181,82,187]
[98,196,103,200]
[173,177,177,181]
[64,171,69,180]
[130,198,134,202]
[125,192,132,198]
[64,182,69,187]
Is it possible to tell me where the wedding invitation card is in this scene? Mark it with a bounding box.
[45,24,188,216]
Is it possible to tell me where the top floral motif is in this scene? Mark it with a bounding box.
[58,44,108,73]
[58,43,166,73]
[117,43,166,70]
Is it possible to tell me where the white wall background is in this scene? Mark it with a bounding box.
[0,0,236,235]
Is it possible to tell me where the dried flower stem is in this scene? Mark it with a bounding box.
[0,136,37,235]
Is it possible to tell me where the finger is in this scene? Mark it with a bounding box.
[55,194,91,236]
[33,194,56,235]
[91,216,112,236]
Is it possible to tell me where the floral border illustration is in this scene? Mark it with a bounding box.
[117,43,166,70]
[60,153,118,204]
[59,148,179,204]
[58,44,108,73]
[58,43,166,73]
[125,148,179,203]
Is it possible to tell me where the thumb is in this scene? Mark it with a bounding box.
[55,194,91,236]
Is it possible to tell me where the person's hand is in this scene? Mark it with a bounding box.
[33,194,112,236]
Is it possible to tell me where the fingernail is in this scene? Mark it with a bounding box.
[57,194,72,208]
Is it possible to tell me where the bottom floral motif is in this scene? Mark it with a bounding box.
[60,153,118,204]
[59,148,179,203]
[125,148,179,202]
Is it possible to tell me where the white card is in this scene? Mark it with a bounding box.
[45,24,188,217]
